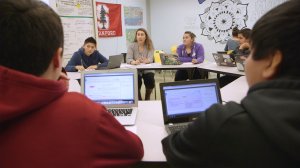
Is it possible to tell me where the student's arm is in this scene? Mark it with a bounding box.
[195,44,205,63]
[92,104,144,167]
[224,42,229,51]
[95,51,108,68]
[127,44,140,64]
[162,102,244,168]
[65,52,82,72]
[145,49,154,63]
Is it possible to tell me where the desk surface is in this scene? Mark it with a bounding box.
[68,76,248,161]
[198,62,245,76]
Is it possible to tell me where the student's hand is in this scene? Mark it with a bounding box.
[239,43,250,50]
[136,57,144,63]
[58,72,70,90]
[131,60,140,65]
[75,65,85,71]
[142,57,150,64]
[192,59,198,64]
[87,65,97,70]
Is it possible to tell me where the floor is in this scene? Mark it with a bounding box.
[139,70,217,100]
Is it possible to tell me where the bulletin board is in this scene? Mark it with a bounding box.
[49,0,96,59]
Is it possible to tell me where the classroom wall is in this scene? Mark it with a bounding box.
[96,0,148,57]
[149,0,287,62]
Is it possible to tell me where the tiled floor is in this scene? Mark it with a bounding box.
[140,70,217,100]
[139,70,176,100]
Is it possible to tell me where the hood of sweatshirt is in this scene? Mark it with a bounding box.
[0,66,67,123]
[242,77,300,161]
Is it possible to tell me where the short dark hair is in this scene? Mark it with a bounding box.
[232,27,239,37]
[0,0,64,76]
[250,0,300,77]
[238,28,251,39]
[184,31,196,40]
[84,37,97,45]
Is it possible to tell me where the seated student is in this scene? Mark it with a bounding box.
[224,26,239,52]
[0,0,143,167]
[127,28,155,100]
[162,0,300,167]
[175,31,205,81]
[233,28,251,57]
[65,37,108,72]
[219,28,252,88]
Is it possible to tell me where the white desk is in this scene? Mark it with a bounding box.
[220,76,248,103]
[121,62,199,70]
[67,75,248,162]
[198,62,245,76]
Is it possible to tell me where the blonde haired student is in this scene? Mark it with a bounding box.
[127,28,155,100]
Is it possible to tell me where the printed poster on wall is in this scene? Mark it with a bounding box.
[96,2,122,37]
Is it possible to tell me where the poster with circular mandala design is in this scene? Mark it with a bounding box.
[199,0,248,44]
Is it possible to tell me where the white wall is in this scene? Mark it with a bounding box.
[149,0,287,62]
[96,0,148,57]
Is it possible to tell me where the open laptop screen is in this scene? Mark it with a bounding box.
[83,72,135,105]
[161,81,221,118]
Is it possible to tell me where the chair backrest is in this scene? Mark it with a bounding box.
[170,45,178,54]
[121,53,127,63]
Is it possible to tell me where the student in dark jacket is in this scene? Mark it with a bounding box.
[162,0,300,167]
[65,37,108,72]
[219,28,252,88]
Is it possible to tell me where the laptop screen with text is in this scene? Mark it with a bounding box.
[161,81,221,118]
[83,72,135,106]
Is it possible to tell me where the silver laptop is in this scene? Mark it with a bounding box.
[81,69,138,126]
[160,79,222,134]
[235,55,246,72]
[97,54,123,70]
[212,53,236,67]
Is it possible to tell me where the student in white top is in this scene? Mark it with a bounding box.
[126,28,155,100]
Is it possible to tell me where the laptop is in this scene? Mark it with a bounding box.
[235,55,247,72]
[81,69,138,126]
[97,54,123,70]
[160,53,182,65]
[212,53,236,67]
[160,79,222,134]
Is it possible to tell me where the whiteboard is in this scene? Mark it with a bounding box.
[49,0,96,59]
[61,17,94,57]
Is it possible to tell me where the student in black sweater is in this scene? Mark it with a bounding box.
[162,0,300,167]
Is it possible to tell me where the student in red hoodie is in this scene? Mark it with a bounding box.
[0,0,143,168]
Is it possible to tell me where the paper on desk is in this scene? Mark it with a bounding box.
[121,64,134,68]
[182,62,193,65]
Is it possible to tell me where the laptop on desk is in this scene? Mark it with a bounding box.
[235,55,247,72]
[160,79,222,134]
[97,54,123,70]
[212,53,236,67]
[81,69,138,126]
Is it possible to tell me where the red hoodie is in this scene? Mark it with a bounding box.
[0,66,143,168]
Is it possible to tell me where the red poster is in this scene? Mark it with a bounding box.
[96,2,122,37]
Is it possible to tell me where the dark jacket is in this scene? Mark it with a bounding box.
[0,66,144,168]
[65,48,108,72]
[162,78,300,167]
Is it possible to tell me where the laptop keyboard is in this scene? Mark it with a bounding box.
[168,124,188,134]
[108,108,133,116]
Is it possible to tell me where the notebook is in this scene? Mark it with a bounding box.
[160,53,182,65]
[81,69,138,126]
[212,53,236,67]
[160,79,222,134]
[97,54,123,70]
